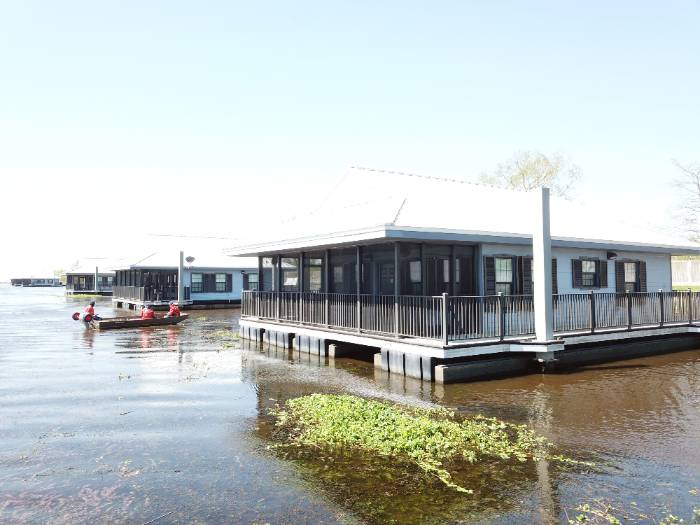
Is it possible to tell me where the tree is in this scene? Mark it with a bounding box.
[673,160,700,242]
[479,151,581,198]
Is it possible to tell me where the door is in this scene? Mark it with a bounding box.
[425,257,450,296]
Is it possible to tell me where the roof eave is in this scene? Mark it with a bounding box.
[225,224,700,257]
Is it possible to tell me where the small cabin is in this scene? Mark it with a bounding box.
[64,258,124,295]
[112,251,258,310]
[66,272,115,295]
[11,278,63,287]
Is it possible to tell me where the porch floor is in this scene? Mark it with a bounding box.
[240,317,700,360]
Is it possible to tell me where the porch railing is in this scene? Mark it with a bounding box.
[113,285,178,302]
[241,290,700,344]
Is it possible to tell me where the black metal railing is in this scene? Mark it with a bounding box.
[241,290,700,344]
[113,285,178,302]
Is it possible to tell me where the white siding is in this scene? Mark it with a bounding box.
[480,244,672,294]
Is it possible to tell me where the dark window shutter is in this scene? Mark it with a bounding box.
[521,256,533,295]
[484,257,495,295]
[572,259,583,288]
[639,261,647,292]
[206,273,216,293]
[615,261,625,293]
[599,260,608,288]
[551,258,558,295]
[226,273,233,292]
[242,273,249,290]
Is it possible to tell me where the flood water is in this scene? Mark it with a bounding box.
[1,285,698,524]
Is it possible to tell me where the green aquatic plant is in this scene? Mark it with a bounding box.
[567,498,700,524]
[207,328,240,348]
[270,394,585,493]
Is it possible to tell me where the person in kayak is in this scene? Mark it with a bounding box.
[140,304,156,319]
[165,301,181,317]
[84,300,102,321]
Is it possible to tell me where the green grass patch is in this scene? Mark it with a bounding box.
[673,285,700,292]
[271,394,586,494]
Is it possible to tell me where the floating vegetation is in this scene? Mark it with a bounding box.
[566,499,700,524]
[208,328,239,348]
[270,394,587,493]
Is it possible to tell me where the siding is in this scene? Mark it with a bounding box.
[185,269,247,301]
[480,244,672,294]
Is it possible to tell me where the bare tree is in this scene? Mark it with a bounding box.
[479,151,581,198]
[673,160,700,242]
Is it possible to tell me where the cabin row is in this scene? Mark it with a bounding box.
[63,253,259,309]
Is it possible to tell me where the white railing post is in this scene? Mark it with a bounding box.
[689,289,694,326]
[498,292,505,341]
[442,293,449,345]
[626,291,632,330]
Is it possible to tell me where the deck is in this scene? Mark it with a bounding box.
[242,290,699,341]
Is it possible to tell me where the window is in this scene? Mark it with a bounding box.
[333,265,344,287]
[409,261,421,283]
[281,257,298,291]
[215,273,227,292]
[261,257,276,291]
[246,273,259,291]
[495,257,513,295]
[304,256,323,292]
[379,262,395,295]
[624,262,637,292]
[582,260,596,287]
[191,273,203,293]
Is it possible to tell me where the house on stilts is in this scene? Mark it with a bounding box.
[228,168,700,383]
[112,250,258,310]
[65,258,121,296]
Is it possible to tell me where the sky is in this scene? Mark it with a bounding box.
[1,1,699,280]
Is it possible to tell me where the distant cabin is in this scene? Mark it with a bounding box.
[11,278,63,287]
[111,251,258,310]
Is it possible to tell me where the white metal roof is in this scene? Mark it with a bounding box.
[227,167,700,256]
[66,258,124,275]
[115,250,257,271]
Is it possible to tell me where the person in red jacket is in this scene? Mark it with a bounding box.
[141,304,155,319]
[83,300,101,321]
[165,301,181,317]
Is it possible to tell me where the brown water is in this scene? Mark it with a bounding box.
[0,285,698,524]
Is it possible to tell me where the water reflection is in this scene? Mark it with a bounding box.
[1,286,699,524]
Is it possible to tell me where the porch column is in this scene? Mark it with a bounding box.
[394,242,400,337]
[420,243,426,296]
[533,187,554,341]
[449,245,456,295]
[356,246,361,331]
[324,249,330,326]
[298,252,304,292]
[276,256,282,292]
[177,251,184,303]
[94,266,99,292]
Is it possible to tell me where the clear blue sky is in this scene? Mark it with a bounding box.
[1,1,698,279]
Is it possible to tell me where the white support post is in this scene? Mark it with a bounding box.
[533,187,554,341]
[94,266,99,293]
[178,251,184,303]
